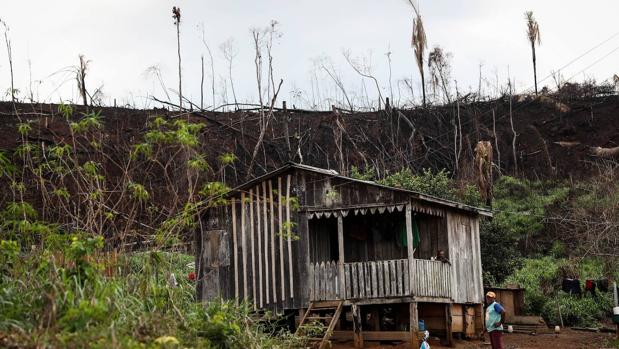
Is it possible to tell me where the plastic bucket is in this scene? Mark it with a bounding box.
[418,320,425,331]
[613,306,619,315]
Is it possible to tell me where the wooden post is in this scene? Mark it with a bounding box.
[474,303,484,339]
[283,101,291,160]
[337,215,345,299]
[410,302,419,349]
[445,303,453,347]
[249,188,256,310]
[262,181,269,305]
[285,174,294,299]
[256,185,263,308]
[297,308,305,329]
[269,180,277,303]
[241,192,248,301]
[352,304,364,348]
[278,177,285,301]
[405,205,415,295]
[231,198,239,302]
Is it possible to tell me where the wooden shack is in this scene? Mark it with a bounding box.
[196,163,492,348]
[484,286,526,319]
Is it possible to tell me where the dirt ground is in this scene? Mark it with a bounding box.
[332,329,618,349]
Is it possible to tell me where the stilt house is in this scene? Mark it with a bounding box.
[196,163,492,347]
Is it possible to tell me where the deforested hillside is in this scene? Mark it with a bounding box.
[1,89,617,187]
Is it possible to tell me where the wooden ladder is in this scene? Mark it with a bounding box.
[296,300,344,349]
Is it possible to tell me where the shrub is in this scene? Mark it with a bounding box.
[480,220,521,285]
[380,168,454,199]
[542,292,613,327]
[0,242,299,348]
[504,256,616,327]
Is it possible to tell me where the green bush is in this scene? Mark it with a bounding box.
[504,256,616,327]
[0,238,299,348]
[380,168,454,199]
[493,176,569,239]
[480,220,521,285]
[542,292,613,328]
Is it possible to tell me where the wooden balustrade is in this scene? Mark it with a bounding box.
[309,258,451,301]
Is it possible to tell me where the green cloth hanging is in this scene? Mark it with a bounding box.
[412,217,421,248]
[399,217,421,248]
[399,221,407,247]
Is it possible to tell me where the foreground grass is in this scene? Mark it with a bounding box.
[0,235,301,349]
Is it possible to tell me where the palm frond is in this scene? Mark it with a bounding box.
[525,11,541,45]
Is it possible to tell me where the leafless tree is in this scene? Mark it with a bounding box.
[508,78,518,175]
[1,19,16,103]
[200,55,205,109]
[220,38,239,110]
[386,49,394,104]
[143,65,171,102]
[342,49,384,109]
[246,23,284,177]
[172,6,182,110]
[199,23,216,109]
[428,46,452,104]
[550,69,564,90]
[320,58,354,111]
[265,20,282,103]
[525,11,541,95]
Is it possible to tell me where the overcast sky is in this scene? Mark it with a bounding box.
[2,0,619,109]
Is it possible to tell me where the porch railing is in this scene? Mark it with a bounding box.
[308,261,341,301]
[409,259,451,299]
[344,259,410,299]
[308,258,451,301]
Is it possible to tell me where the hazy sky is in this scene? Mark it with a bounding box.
[2,0,619,109]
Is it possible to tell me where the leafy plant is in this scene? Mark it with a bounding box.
[350,165,375,181]
[380,168,454,199]
[218,153,237,166]
[128,182,150,202]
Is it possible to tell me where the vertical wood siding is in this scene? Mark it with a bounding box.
[199,168,484,310]
[447,211,484,303]
[212,175,299,311]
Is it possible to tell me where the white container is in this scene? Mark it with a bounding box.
[507,325,513,333]
[554,326,561,334]
[613,306,619,315]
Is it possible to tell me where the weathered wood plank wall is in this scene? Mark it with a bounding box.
[201,174,302,311]
[198,167,485,312]
[447,211,484,303]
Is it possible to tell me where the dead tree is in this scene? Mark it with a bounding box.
[428,46,452,104]
[1,19,16,103]
[77,55,89,106]
[406,1,428,107]
[200,24,216,109]
[525,11,541,95]
[474,141,493,206]
[172,6,182,110]
[508,80,518,175]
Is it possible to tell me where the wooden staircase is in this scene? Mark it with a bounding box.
[296,300,344,349]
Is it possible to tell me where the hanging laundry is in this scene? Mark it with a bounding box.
[561,278,581,295]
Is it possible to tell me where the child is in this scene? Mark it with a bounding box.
[420,330,431,349]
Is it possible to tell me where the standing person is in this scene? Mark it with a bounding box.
[485,291,506,349]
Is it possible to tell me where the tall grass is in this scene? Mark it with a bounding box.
[0,234,300,348]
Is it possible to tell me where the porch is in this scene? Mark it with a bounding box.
[309,258,452,302]
[306,203,452,303]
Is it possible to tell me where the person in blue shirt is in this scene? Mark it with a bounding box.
[485,291,506,349]
[419,330,430,349]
